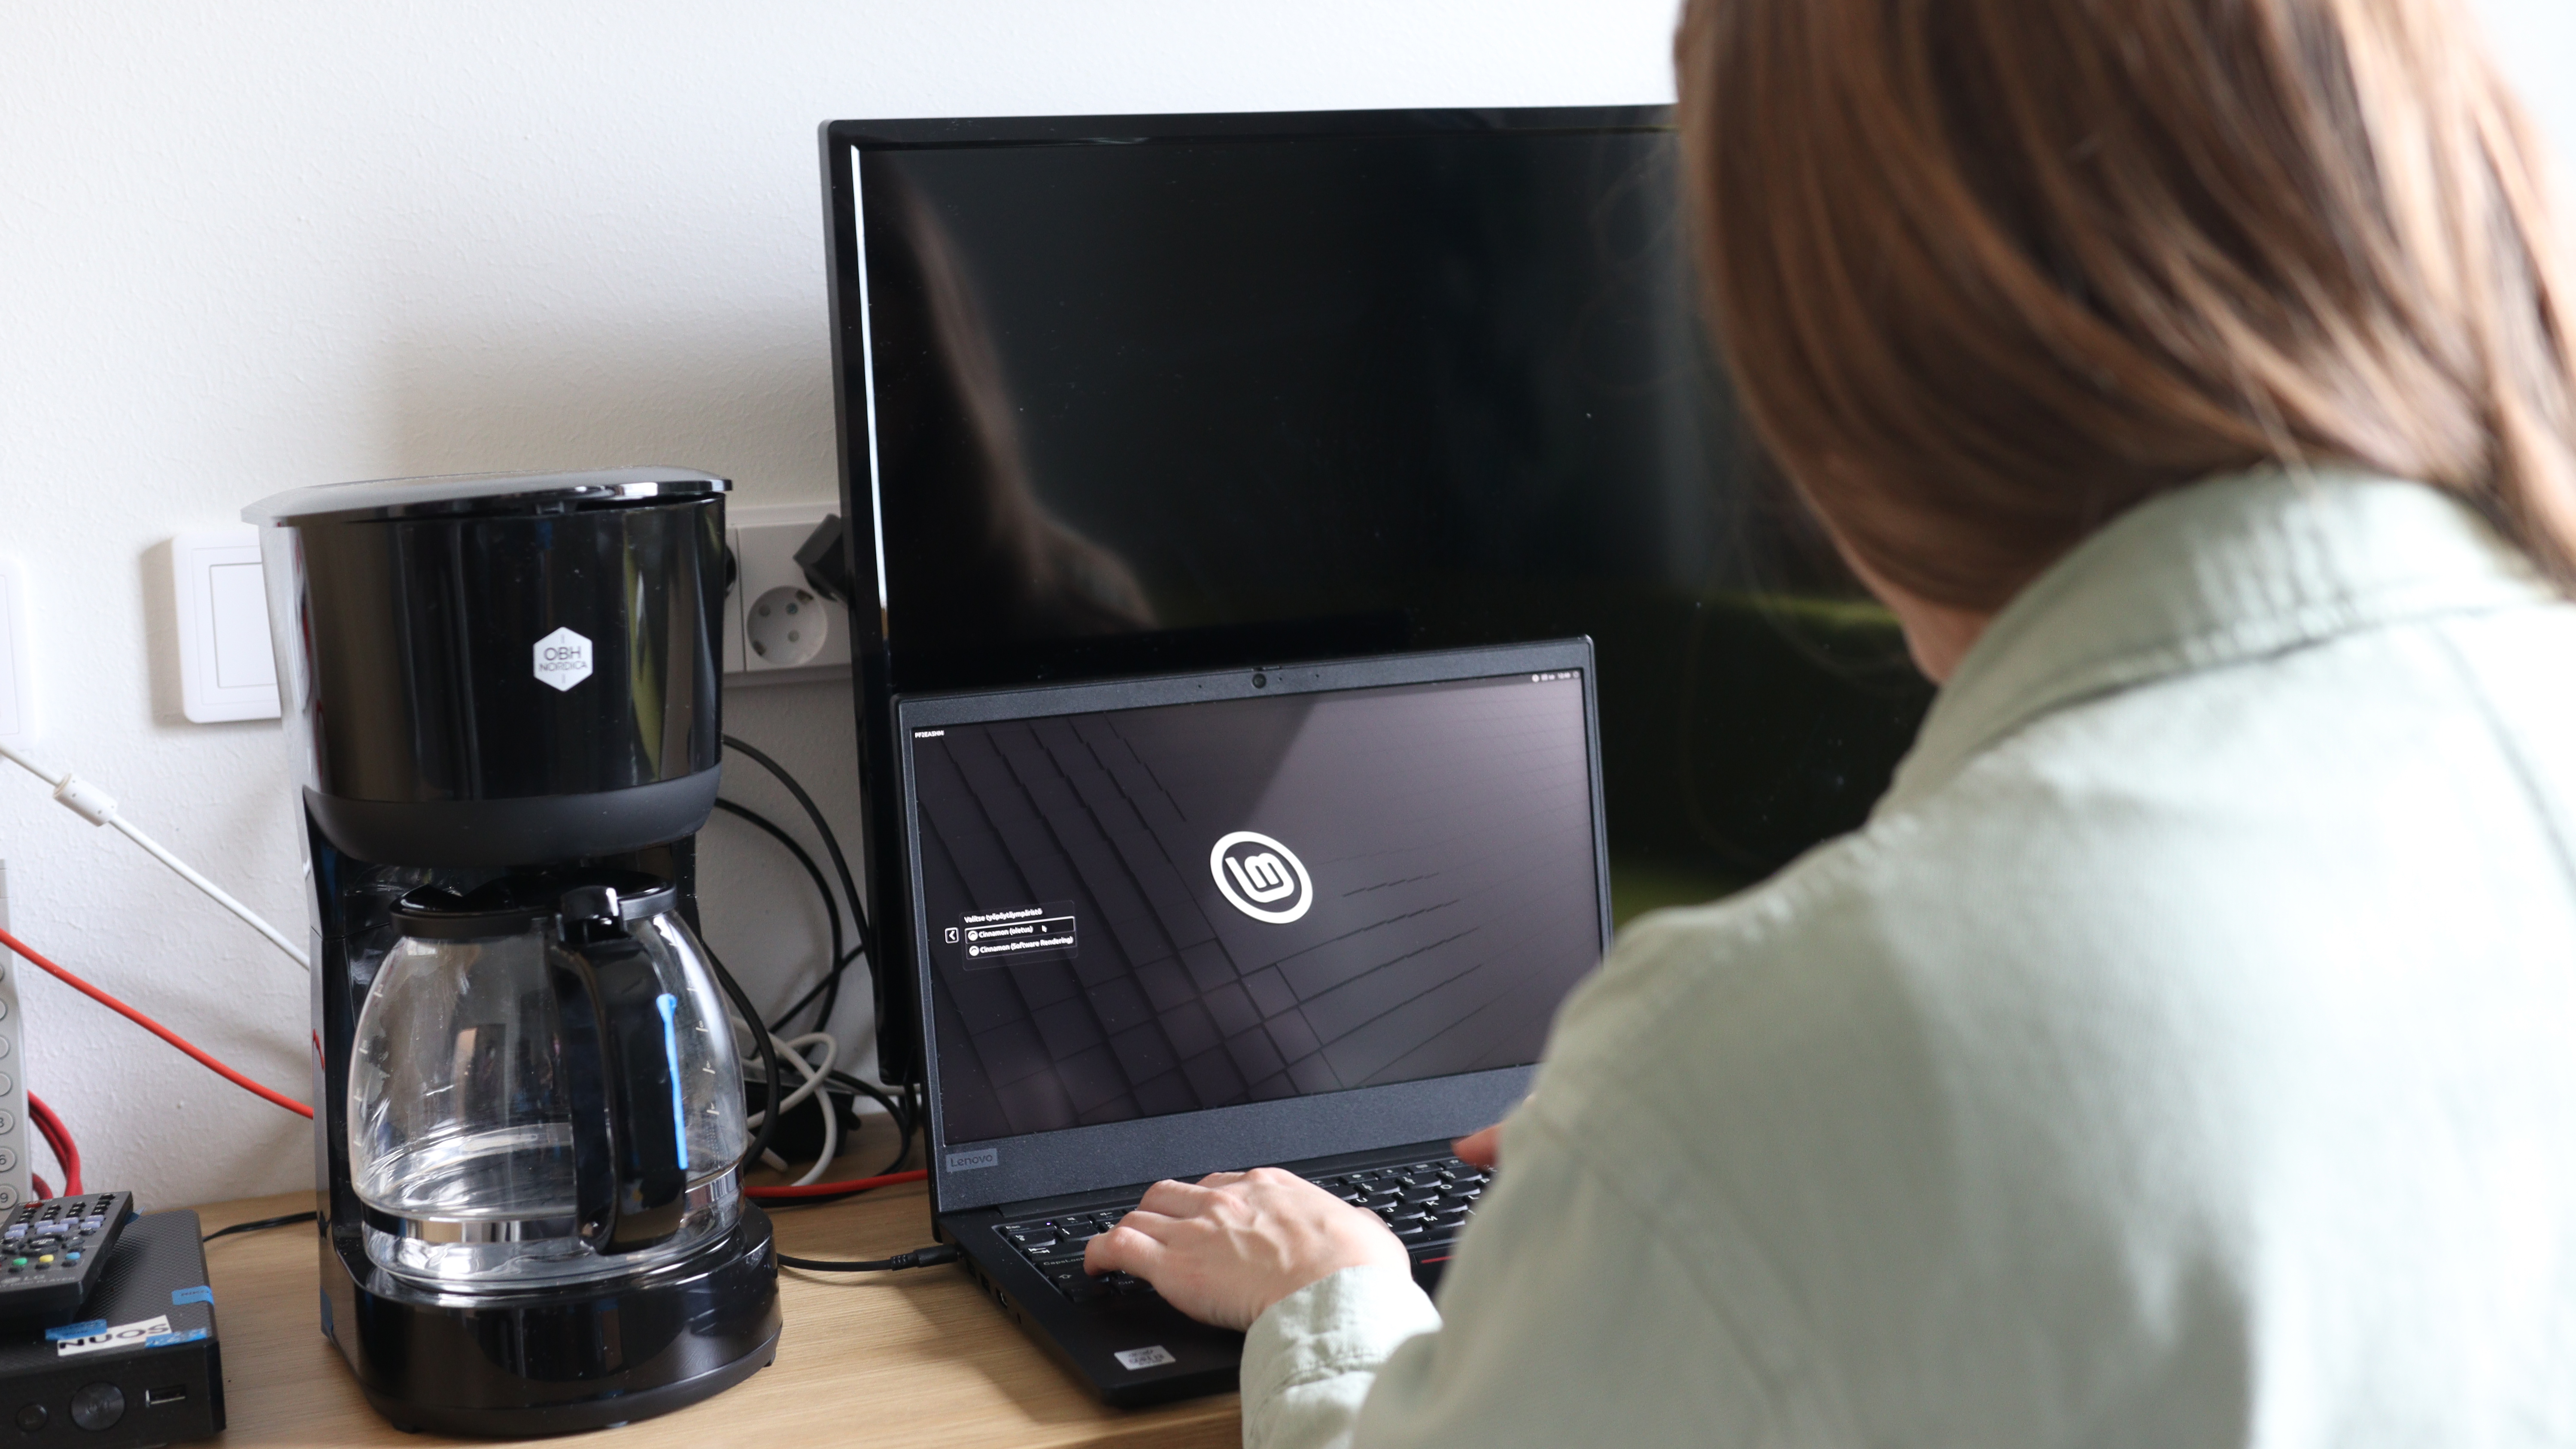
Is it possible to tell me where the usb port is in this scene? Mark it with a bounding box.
[143,1385,187,1406]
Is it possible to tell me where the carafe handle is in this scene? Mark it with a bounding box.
[550,884,692,1254]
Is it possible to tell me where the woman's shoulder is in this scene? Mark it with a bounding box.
[1531,598,2576,1247]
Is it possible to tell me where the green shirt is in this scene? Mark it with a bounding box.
[1243,468,2576,1448]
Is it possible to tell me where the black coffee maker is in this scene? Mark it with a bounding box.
[244,469,779,1436]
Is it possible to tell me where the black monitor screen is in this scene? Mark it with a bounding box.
[837,112,1929,931]
[910,671,1600,1144]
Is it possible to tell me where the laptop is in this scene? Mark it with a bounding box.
[893,639,1611,1404]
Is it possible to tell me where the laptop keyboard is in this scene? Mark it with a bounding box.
[998,1155,1494,1303]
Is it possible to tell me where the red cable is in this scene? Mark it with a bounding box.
[0,926,313,1120]
[24,1103,58,1178]
[29,1175,49,1202]
[744,1169,927,1201]
[25,1094,78,1196]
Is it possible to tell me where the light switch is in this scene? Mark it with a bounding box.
[0,558,32,749]
[173,529,281,723]
[209,562,273,690]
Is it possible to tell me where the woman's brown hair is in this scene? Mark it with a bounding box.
[1676,0,2576,609]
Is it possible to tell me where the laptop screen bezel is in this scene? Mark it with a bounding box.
[895,638,1610,1213]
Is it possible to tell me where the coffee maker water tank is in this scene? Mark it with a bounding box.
[241,468,729,868]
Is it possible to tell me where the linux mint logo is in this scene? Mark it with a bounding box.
[1210,831,1312,924]
[533,627,594,692]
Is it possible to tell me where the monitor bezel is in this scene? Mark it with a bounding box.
[894,638,1609,1212]
[820,106,1673,1086]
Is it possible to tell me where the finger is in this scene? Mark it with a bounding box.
[1452,1122,1503,1169]
[1196,1170,1250,1188]
[1084,1222,1170,1277]
[1138,1177,1228,1216]
[1105,1207,1186,1244]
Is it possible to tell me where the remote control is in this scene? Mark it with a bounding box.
[0,1194,134,1326]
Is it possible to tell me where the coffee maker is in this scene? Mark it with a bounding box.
[243,469,780,1436]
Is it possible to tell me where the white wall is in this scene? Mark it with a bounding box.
[0,0,1685,1207]
[1,0,2567,1209]
[2478,0,2576,166]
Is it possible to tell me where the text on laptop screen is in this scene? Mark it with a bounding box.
[913,671,1600,1143]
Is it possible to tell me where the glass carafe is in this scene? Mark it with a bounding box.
[348,872,746,1290]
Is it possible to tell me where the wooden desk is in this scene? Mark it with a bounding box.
[191,1133,1241,1447]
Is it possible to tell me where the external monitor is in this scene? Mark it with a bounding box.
[821,108,1930,1081]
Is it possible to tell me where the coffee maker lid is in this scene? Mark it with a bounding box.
[391,871,680,941]
[241,467,728,526]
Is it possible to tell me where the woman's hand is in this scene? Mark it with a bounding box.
[1083,1168,1410,1331]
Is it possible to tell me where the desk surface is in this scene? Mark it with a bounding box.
[191,1130,1240,1448]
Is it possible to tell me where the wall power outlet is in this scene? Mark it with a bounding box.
[0,863,32,1209]
[724,503,853,687]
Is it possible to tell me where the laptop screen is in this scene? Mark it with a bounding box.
[909,666,1602,1147]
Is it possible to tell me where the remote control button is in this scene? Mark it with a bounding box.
[64,1251,79,1262]
[70,1382,124,1431]
[14,1403,44,1431]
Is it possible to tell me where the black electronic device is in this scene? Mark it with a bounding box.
[820,107,1934,1087]
[242,471,780,1437]
[0,1210,222,1446]
[898,640,1610,1404]
[0,1193,132,1326]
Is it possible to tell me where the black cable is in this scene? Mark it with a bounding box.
[770,945,865,1037]
[817,1072,915,1178]
[825,1067,908,1136]
[720,736,877,1034]
[702,940,782,1176]
[708,798,844,1033]
[778,1243,958,1274]
[203,1210,317,1243]
[712,736,913,1192]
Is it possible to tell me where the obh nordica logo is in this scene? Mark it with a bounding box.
[533,627,594,692]
[1210,831,1312,924]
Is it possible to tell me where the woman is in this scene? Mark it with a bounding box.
[1087,0,2576,1443]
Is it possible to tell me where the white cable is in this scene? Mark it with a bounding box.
[0,742,309,972]
[789,1034,841,1184]
[769,1032,836,1115]
[747,1032,841,1186]
[801,1078,841,1187]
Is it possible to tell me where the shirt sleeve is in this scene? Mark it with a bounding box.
[1238,1102,1783,1449]
[1241,1263,1443,1449]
